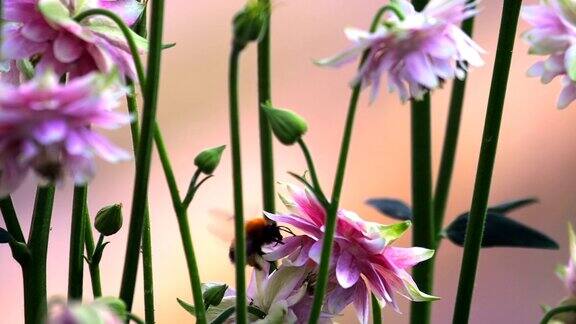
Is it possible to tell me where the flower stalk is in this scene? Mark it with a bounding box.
[228,45,248,324]
[540,305,576,324]
[434,12,476,240]
[84,212,103,298]
[409,93,435,324]
[257,0,275,214]
[68,185,88,300]
[452,1,522,323]
[307,7,390,323]
[118,0,165,312]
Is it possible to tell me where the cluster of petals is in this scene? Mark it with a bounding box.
[0,71,131,196]
[317,0,483,102]
[263,185,438,324]
[522,0,576,109]
[48,300,123,324]
[1,0,147,82]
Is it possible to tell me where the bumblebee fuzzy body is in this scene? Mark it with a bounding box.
[228,218,283,270]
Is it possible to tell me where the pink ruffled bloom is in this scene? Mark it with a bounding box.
[522,0,576,109]
[1,0,147,81]
[317,0,483,103]
[264,185,438,324]
[0,71,131,196]
[48,300,124,324]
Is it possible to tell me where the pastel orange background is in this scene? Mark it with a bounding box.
[1,0,575,323]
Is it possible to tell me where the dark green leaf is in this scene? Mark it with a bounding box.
[445,212,559,249]
[487,197,538,214]
[162,43,176,50]
[210,307,235,324]
[366,198,412,221]
[91,241,110,265]
[203,284,228,309]
[177,298,196,316]
[0,227,10,244]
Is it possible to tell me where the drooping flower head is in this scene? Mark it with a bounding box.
[557,223,576,297]
[0,70,131,196]
[317,0,483,103]
[264,185,438,324]
[522,0,576,109]
[1,0,147,81]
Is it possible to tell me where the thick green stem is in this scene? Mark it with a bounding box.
[228,46,248,324]
[118,0,165,310]
[84,212,103,298]
[68,185,88,300]
[24,186,55,324]
[540,305,576,324]
[452,2,522,323]
[257,0,275,214]
[433,4,476,243]
[409,94,435,324]
[371,294,382,324]
[307,7,389,323]
[155,128,207,324]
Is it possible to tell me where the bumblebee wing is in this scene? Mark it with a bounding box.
[207,209,234,243]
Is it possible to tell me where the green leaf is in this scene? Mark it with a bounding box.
[87,24,149,52]
[487,197,538,214]
[445,212,559,249]
[569,223,576,263]
[0,227,11,244]
[366,198,412,221]
[203,283,228,309]
[177,298,196,316]
[163,43,176,50]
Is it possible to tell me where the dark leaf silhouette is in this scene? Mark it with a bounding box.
[366,198,412,221]
[487,197,538,214]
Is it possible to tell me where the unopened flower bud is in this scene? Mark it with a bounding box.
[194,145,226,175]
[95,204,123,236]
[202,283,228,307]
[232,0,269,49]
[262,102,308,145]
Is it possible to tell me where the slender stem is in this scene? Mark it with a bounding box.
[228,46,248,324]
[257,0,275,214]
[452,2,522,323]
[307,7,388,323]
[84,211,103,298]
[182,169,202,208]
[0,197,25,243]
[119,0,165,311]
[371,294,382,324]
[540,305,576,324]
[409,94,435,324]
[154,127,207,324]
[68,185,88,300]
[24,185,56,324]
[433,4,476,243]
[74,9,145,89]
[297,139,326,203]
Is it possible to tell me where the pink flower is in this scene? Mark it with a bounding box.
[522,0,576,109]
[0,71,131,196]
[264,185,438,324]
[1,0,147,80]
[557,223,576,297]
[317,0,483,103]
[48,297,126,324]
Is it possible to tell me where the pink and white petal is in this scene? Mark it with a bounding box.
[558,78,576,109]
[53,31,85,63]
[336,252,360,289]
[33,120,68,144]
[263,236,305,262]
[352,280,370,324]
[21,19,58,42]
[405,53,439,89]
[98,0,145,26]
[1,29,48,60]
[264,212,321,237]
[384,247,435,269]
[79,129,131,162]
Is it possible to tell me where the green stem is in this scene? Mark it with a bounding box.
[228,46,248,324]
[297,139,327,204]
[409,94,435,324]
[0,197,25,243]
[68,185,88,300]
[24,186,56,324]
[433,3,476,244]
[371,294,382,324]
[84,211,103,298]
[540,305,576,324]
[182,169,202,208]
[155,127,207,324]
[257,0,275,214]
[452,1,522,323]
[118,0,165,311]
[307,7,388,323]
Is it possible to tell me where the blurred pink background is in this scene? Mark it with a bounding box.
[1,0,576,323]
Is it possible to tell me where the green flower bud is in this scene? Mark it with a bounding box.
[232,0,269,49]
[194,145,226,175]
[93,297,128,320]
[94,204,123,236]
[202,283,228,308]
[262,102,308,145]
